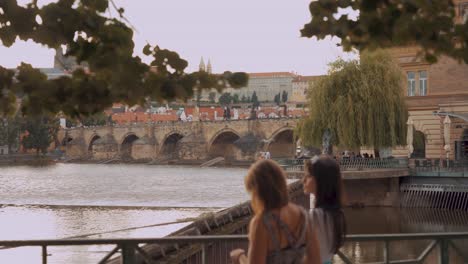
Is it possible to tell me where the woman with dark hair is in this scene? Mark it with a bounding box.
[303,155,346,264]
[230,159,321,264]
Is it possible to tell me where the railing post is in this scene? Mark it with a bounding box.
[121,243,137,264]
[201,243,207,264]
[42,245,47,264]
[383,241,389,264]
[439,239,449,264]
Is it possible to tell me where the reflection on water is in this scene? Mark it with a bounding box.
[1,164,467,263]
[0,205,211,263]
[0,205,212,240]
[336,207,468,263]
[0,164,249,263]
[0,164,249,207]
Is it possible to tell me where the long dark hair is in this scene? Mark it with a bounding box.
[305,155,346,254]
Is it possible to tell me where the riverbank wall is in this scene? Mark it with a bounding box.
[0,154,56,166]
[59,158,254,168]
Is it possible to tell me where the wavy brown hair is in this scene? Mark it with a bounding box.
[305,155,346,254]
[245,159,289,214]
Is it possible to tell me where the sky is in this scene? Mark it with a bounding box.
[0,0,356,75]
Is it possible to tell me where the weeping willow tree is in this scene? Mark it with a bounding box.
[297,50,408,153]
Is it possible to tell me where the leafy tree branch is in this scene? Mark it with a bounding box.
[0,0,248,117]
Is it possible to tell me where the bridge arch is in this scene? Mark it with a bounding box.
[413,119,431,139]
[120,133,140,160]
[267,127,296,158]
[62,135,74,146]
[88,134,101,156]
[160,132,184,158]
[208,129,241,161]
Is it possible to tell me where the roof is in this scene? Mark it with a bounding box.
[249,72,296,78]
[38,68,71,79]
[292,75,324,82]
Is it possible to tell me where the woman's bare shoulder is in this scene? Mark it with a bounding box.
[250,214,262,226]
[248,214,268,239]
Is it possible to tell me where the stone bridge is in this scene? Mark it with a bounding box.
[59,118,299,162]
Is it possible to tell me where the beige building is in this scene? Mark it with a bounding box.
[220,72,297,102]
[391,0,468,160]
[199,70,324,104]
[291,75,323,103]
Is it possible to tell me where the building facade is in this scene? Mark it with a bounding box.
[200,72,304,103]
[237,72,296,102]
[391,0,468,160]
[290,75,323,103]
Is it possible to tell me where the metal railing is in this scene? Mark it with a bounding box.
[278,158,409,172]
[412,167,468,177]
[400,183,468,209]
[412,159,468,177]
[0,232,466,264]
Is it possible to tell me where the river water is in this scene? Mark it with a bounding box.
[0,164,467,263]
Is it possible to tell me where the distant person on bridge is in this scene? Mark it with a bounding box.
[230,159,321,264]
[303,155,346,264]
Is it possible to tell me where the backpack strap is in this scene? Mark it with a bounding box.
[262,212,281,251]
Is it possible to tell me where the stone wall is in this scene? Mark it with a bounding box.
[131,142,155,161]
[428,56,468,95]
[344,177,400,207]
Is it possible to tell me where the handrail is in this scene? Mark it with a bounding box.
[0,235,248,247]
[0,232,467,264]
[278,158,409,171]
[1,232,468,246]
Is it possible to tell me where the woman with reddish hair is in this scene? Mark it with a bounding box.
[230,159,321,264]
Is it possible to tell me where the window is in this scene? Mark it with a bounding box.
[407,72,416,96]
[419,71,427,96]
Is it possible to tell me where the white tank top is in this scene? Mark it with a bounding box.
[309,208,334,262]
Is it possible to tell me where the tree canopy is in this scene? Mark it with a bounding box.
[218,92,232,105]
[274,93,281,105]
[251,91,259,107]
[301,0,468,64]
[0,0,248,118]
[0,116,21,151]
[281,90,288,103]
[297,50,408,149]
